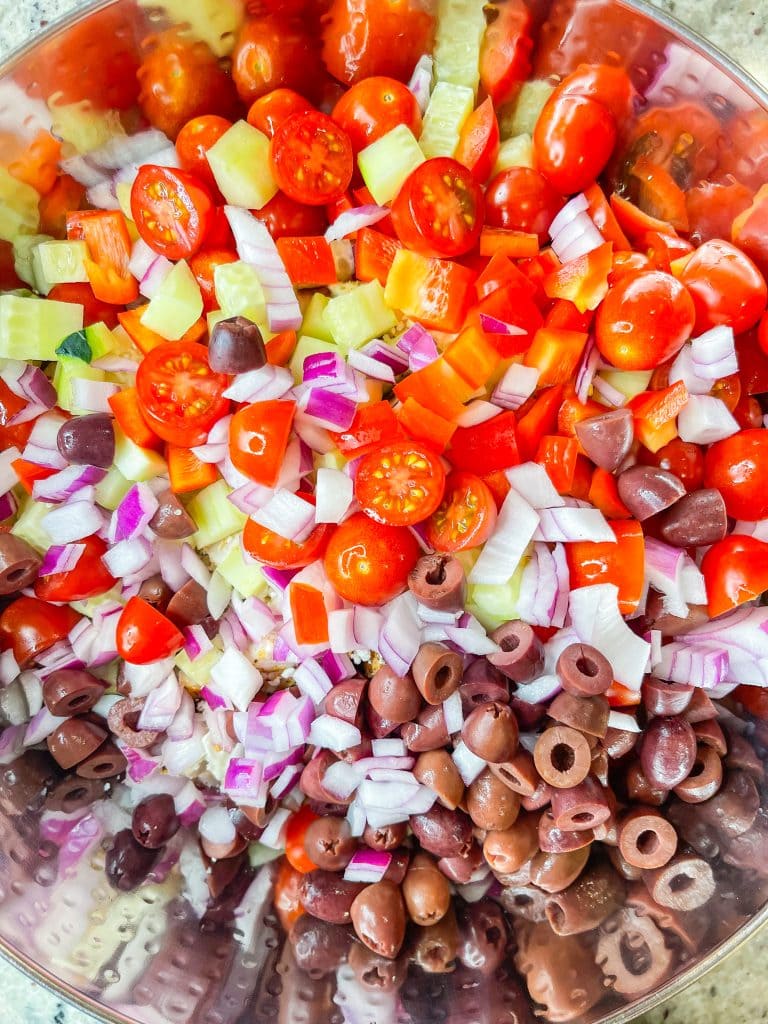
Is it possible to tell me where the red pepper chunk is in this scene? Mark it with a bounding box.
[448,411,520,475]
[276,236,338,287]
[289,583,329,646]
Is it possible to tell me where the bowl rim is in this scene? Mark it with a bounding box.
[1,1,768,1021]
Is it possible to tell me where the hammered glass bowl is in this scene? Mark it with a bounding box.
[2,2,768,1022]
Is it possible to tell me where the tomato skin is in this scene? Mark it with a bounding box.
[273,860,304,932]
[284,806,319,873]
[332,77,422,154]
[229,400,296,486]
[131,165,214,261]
[189,249,238,312]
[391,158,485,259]
[46,283,120,329]
[0,597,81,667]
[553,64,633,123]
[354,442,446,527]
[247,88,314,137]
[175,115,233,189]
[704,429,768,521]
[485,167,563,245]
[595,271,696,371]
[117,597,184,665]
[271,111,354,206]
[232,15,324,104]
[136,342,230,447]
[244,512,332,570]
[455,97,500,185]
[324,512,420,606]
[735,685,768,722]
[479,0,533,106]
[701,536,768,618]
[534,94,616,196]
[639,439,705,492]
[253,191,328,240]
[425,472,497,553]
[680,239,767,335]
[566,521,645,616]
[34,536,116,603]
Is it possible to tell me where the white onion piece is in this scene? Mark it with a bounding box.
[208,648,263,711]
[492,364,540,411]
[678,394,739,444]
[371,738,407,757]
[456,400,504,427]
[442,690,463,735]
[452,740,486,785]
[506,462,565,509]
[691,325,738,380]
[570,584,650,690]
[469,489,538,585]
[260,807,292,850]
[252,489,316,542]
[207,572,232,620]
[549,193,590,239]
[324,760,364,799]
[199,806,236,846]
[325,204,390,242]
[315,467,354,524]
[41,500,104,544]
[669,344,711,395]
[513,674,562,705]
[607,710,641,733]
[309,715,362,752]
[536,506,615,543]
[408,54,433,113]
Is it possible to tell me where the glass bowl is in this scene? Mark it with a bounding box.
[1,2,768,1022]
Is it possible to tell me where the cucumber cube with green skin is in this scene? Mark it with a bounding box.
[289,334,340,382]
[493,134,535,175]
[433,0,487,94]
[84,322,118,361]
[113,427,167,482]
[35,240,89,289]
[207,120,278,210]
[214,261,267,321]
[358,124,426,205]
[301,293,334,344]
[420,81,475,159]
[188,480,247,548]
[323,280,397,352]
[140,259,203,341]
[0,294,84,361]
[598,369,654,401]
[501,80,555,139]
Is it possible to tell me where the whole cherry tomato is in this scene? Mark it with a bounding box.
[455,97,501,185]
[354,442,446,527]
[425,472,498,553]
[322,0,435,85]
[551,63,634,122]
[130,165,214,261]
[175,115,233,190]
[534,94,616,195]
[324,512,420,606]
[229,400,296,486]
[479,0,533,106]
[232,15,324,104]
[284,805,319,873]
[117,597,184,664]
[638,438,705,492]
[485,167,563,244]
[244,495,332,570]
[686,177,753,247]
[332,77,422,154]
[253,191,328,240]
[247,88,314,138]
[189,249,239,312]
[138,29,239,139]
[271,111,354,206]
[701,535,768,618]
[595,271,696,370]
[0,597,81,667]
[680,239,767,334]
[136,342,230,447]
[34,536,116,603]
[704,429,768,521]
[391,158,484,259]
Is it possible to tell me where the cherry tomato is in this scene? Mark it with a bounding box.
[354,442,446,527]
[704,429,768,521]
[46,283,120,329]
[136,342,229,447]
[701,536,768,618]
[735,685,768,722]
[711,374,741,415]
[391,158,484,259]
[479,0,533,106]
[34,536,115,603]
[229,400,296,486]
[425,472,497,553]
[686,177,753,247]
[0,597,81,667]
[247,88,313,137]
[284,806,319,873]
[117,597,184,664]
[271,111,353,206]
[617,102,722,192]
[130,165,214,261]
[595,271,696,371]
[534,94,616,195]
[455,97,501,185]
[485,167,564,245]
[680,239,767,335]
[332,77,422,154]
[244,494,332,569]
[189,248,238,312]
[552,64,634,122]
[253,191,328,240]
[732,186,768,281]
[324,512,420,606]
[138,29,239,139]
[322,0,435,86]
[273,860,304,932]
[639,439,705,492]
[760,311,768,357]
[175,115,232,189]
[566,521,645,616]
[232,15,323,104]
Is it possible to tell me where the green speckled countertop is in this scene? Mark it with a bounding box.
[0,1,767,1022]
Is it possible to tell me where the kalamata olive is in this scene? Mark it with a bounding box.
[402,853,451,926]
[57,413,115,468]
[462,701,519,763]
[467,769,520,831]
[149,488,196,539]
[300,870,365,924]
[44,774,109,813]
[365,703,400,739]
[289,915,354,976]
[556,644,613,696]
[413,749,464,810]
[694,770,760,840]
[456,899,508,975]
[618,807,677,870]
[438,841,485,884]
[574,408,634,473]
[363,820,407,852]
[683,688,718,723]
[538,810,594,853]
[131,794,180,849]
[42,669,106,717]
[640,716,697,789]
[408,554,466,612]
[107,697,161,749]
[642,852,715,911]
[488,621,543,683]
[481,813,539,876]
[603,727,639,760]
[412,643,463,704]
[401,704,449,752]
[0,535,42,595]
[165,579,210,628]
[533,726,592,788]
[549,691,609,737]
[529,845,591,894]
[659,488,728,547]
[545,860,625,936]
[350,880,406,959]
[303,816,357,871]
[324,677,367,727]
[47,717,107,769]
[490,749,540,797]
[348,940,409,990]
[459,659,510,715]
[368,665,422,725]
[550,776,611,832]
[105,829,161,891]
[410,804,473,859]
[626,761,667,806]
[411,911,459,974]
[673,745,723,803]
[642,678,694,717]
[617,465,686,521]
[76,740,126,779]
[138,574,171,608]
[383,847,410,885]
[644,589,709,637]
[208,316,267,374]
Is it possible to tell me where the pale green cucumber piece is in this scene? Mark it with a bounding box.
[358,124,425,205]
[207,120,278,210]
[0,294,84,360]
[140,259,203,341]
[323,280,397,353]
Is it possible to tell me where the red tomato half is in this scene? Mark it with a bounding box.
[479,0,533,106]
[332,77,422,154]
[284,805,319,873]
[485,167,563,244]
[117,597,184,664]
[131,165,214,261]
[189,248,238,312]
[0,597,81,667]
[425,472,498,553]
[34,536,116,603]
[175,115,233,190]
[232,15,324,104]
[391,158,485,259]
[244,493,332,569]
[324,512,420,606]
[354,442,446,527]
[271,111,353,206]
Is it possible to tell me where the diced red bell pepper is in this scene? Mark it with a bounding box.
[394,357,475,421]
[276,236,338,287]
[109,387,162,450]
[607,682,642,708]
[332,400,404,456]
[448,411,520,475]
[475,252,536,301]
[467,282,544,356]
[627,380,689,453]
[545,298,594,333]
[482,469,512,509]
[543,242,613,313]
[290,583,329,645]
[629,157,690,233]
[66,209,139,305]
[385,250,477,333]
[397,397,456,452]
[584,183,631,250]
[569,453,593,500]
[609,192,679,242]
[516,386,563,462]
[11,459,56,494]
[443,326,501,389]
[524,328,589,387]
[588,467,631,519]
[479,227,539,259]
[455,96,500,184]
[536,435,578,493]
[355,228,403,286]
[167,445,219,493]
[558,392,605,439]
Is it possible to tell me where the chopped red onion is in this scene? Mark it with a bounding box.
[320,649,355,684]
[407,53,433,112]
[591,375,626,407]
[139,254,173,300]
[128,238,158,282]
[89,128,176,170]
[174,779,207,826]
[122,745,160,782]
[323,759,364,799]
[252,488,317,543]
[228,481,272,514]
[669,344,711,395]
[112,482,159,542]
[347,348,396,383]
[514,673,562,705]
[492,364,540,411]
[263,745,304,783]
[301,388,358,431]
[219,450,252,489]
[354,606,383,650]
[209,648,263,711]
[293,412,336,455]
[454,400,501,428]
[0,650,19,687]
[224,757,265,800]
[167,689,195,741]
[344,848,392,884]
[645,537,688,618]
[379,594,422,676]
[315,467,354,524]
[325,204,390,242]
[33,464,107,504]
[271,763,303,800]
[260,807,292,850]
[58,812,102,874]
[232,594,276,644]
[200,686,228,711]
[261,565,298,593]
[102,537,152,578]
[246,691,298,755]
[120,657,176,698]
[207,571,232,619]
[39,542,85,577]
[691,325,738,380]
[358,777,419,807]
[156,540,190,591]
[0,447,21,497]
[24,706,68,747]
[222,364,293,403]
[70,378,119,414]
[329,609,357,653]
[551,210,604,262]
[536,506,615,543]
[575,336,601,404]
[407,329,439,371]
[479,313,528,338]
[569,584,650,690]
[655,641,730,688]
[179,543,212,589]
[4,363,56,409]
[552,543,570,628]
[361,339,409,374]
[451,739,486,785]
[137,673,181,732]
[443,626,499,655]
[308,714,361,752]
[469,489,539,585]
[294,658,333,705]
[680,557,706,606]
[41,499,104,544]
[678,394,738,444]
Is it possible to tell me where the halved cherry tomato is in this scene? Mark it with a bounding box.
[639,438,704,492]
[332,76,422,154]
[391,157,484,259]
[131,165,214,261]
[680,238,767,335]
[175,115,233,190]
[595,271,695,370]
[253,191,328,240]
[189,248,239,312]
[34,535,116,603]
[271,111,353,206]
[117,597,184,664]
[0,597,81,667]
[354,442,446,527]
[66,210,138,305]
[244,494,332,570]
[273,860,304,932]
[701,535,768,618]
[455,97,501,185]
[324,512,420,605]
[704,429,768,521]
[229,400,296,486]
[247,88,314,137]
[332,401,404,456]
[284,805,319,873]
[425,472,497,553]
[485,167,564,244]
[232,15,324,104]
[534,94,616,196]
[566,521,645,615]
[136,341,229,447]
[552,63,634,123]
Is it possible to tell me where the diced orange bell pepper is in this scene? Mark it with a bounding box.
[11,459,56,494]
[108,387,162,450]
[536,435,578,494]
[8,130,62,196]
[609,192,679,242]
[443,325,500,389]
[567,520,645,615]
[584,183,631,250]
[384,249,477,333]
[588,467,631,519]
[355,228,403,286]
[627,380,689,453]
[515,385,563,461]
[524,328,589,387]
[66,209,138,305]
[396,397,456,452]
[475,251,536,300]
[543,241,613,313]
[558,392,605,439]
[333,401,404,456]
[266,329,298,366]
[276,236,338,287]
[606,682,642,708]
[118,306,207,355]
[290,583,329,645]
[394,357,475,421]
[167,445,219,493]
[479,227,539,259]
[482,469,512,509]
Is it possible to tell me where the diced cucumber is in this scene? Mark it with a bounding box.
[358,125,426,205]
[0,294,83,360]
[113,427,167,482]
[433,0,486,94]
[175,646,222,689]
[85,322,118,360]
[598,369,654,401]
[0,168,40,243]
[248,844,282,869]
[323,280,397,353]
[12,234,52,289]
[466,560,526,631]
[188,480,247,548]
[500,80,555,139]
[136,0,244,56]
[94,465,133,511]
[53,356,107,414]
[35,240,89,289]
[301,293,334,344]
[140,260,203,340]
[214,261,266,321]
[316,451,347,471]
[56,330,92,362]
[207,121,278,210]
[420,81,475,159]
[215,541,269,599]
[115,181,133,221]
[289,335,339,382]
[11,495,53,552]
[47,99,125,154]
[493,134,535,175]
